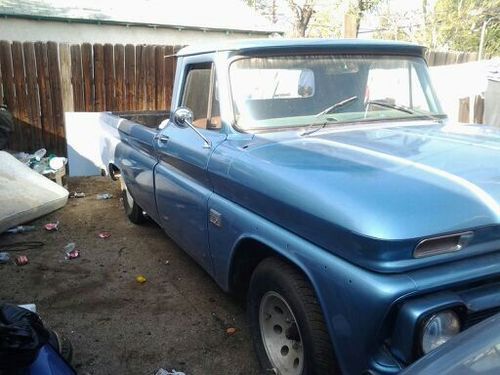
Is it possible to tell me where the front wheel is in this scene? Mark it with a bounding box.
[248,258,339,375]
[121,186,146,225]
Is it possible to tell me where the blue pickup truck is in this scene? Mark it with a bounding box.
[103,39,500,374]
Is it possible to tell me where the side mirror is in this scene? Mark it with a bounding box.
[170,106,212,149]
[172,107,193,128]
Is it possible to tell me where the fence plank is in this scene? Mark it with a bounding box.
[23,42,42,150]
[125,44,136,110]
[164,46,174,109]
[145,45,156,110]
[155,45,165,110]
[93,44,105,112]
[11,42,28,122]
[104,43,114,111]
[0,41,18,149]
[0,55,3,107]
[0,42,15,113]
[12,41,32,150]
[114,44,125,111]
[473,95,484,124]
[70,45,84,111]
[59,44,74,114]
[34,42,55,152]
[136,45,146,110]
[47,42,65,155]
[458,97,470,123]
[81,43,94,112]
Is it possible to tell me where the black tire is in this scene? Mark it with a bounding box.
[248,257,339,375]
[121,187,146,224]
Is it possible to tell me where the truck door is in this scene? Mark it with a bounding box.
[154,61,226,272]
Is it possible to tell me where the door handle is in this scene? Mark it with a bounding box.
[157,135,169,143]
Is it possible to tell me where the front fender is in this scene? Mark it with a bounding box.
[207,192,417,374]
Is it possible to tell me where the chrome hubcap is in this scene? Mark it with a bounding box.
[259,292,304,375]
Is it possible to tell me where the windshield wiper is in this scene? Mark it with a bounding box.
[315,96,358,117]
[365,100,414,114]
[301,119,340,136]
[366,100,443,122]
[301,95,357,136]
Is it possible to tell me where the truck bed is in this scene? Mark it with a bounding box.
[99,110,169,177]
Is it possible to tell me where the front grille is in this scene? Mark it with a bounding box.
[463,307,500,329]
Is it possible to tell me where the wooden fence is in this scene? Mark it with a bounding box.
[425,50,491,67]
[67,43,179,113]
[0,41,64,154]
[0,41,179,155]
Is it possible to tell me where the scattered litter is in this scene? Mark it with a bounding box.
[69,192,86,198]
[15,255,29,266]
[33,148,47,161]
[165,260,170,265]
[64,242,80,260]
[65,249,80,260]
[18,304,37,313]
[14,148,67,175]
[44,221,59,231]
[136,275,147,284]
[226,327,237,336]
[13,151,33,164]
[6,225,36,234]
[48,157,67,171]
[155,369,186,375]
[0,252,10,264]
[98,231,111,239]
[64,242,75,252]
[96,193,113,200]
[14,148,46,164]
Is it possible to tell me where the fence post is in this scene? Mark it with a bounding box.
[458,97,470,123]
[473,95,484,124]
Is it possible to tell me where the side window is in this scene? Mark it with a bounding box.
[181,63,221,130]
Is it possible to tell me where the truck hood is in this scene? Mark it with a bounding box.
[211,121,500,271]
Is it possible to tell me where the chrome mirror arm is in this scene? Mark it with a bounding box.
[183,119,212,149]
[172,106,212,149]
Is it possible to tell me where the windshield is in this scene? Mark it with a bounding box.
[229,55,445,131]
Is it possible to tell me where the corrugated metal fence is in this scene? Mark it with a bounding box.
[0,41,179,155]
[0,41,488,155]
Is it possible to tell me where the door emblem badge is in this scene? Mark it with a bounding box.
[209,209,222,228]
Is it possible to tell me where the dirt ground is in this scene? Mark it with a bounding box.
[0,177,261,375]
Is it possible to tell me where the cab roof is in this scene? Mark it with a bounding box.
[176,38,426,58]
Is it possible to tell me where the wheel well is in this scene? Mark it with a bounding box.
[229,238,304,297]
